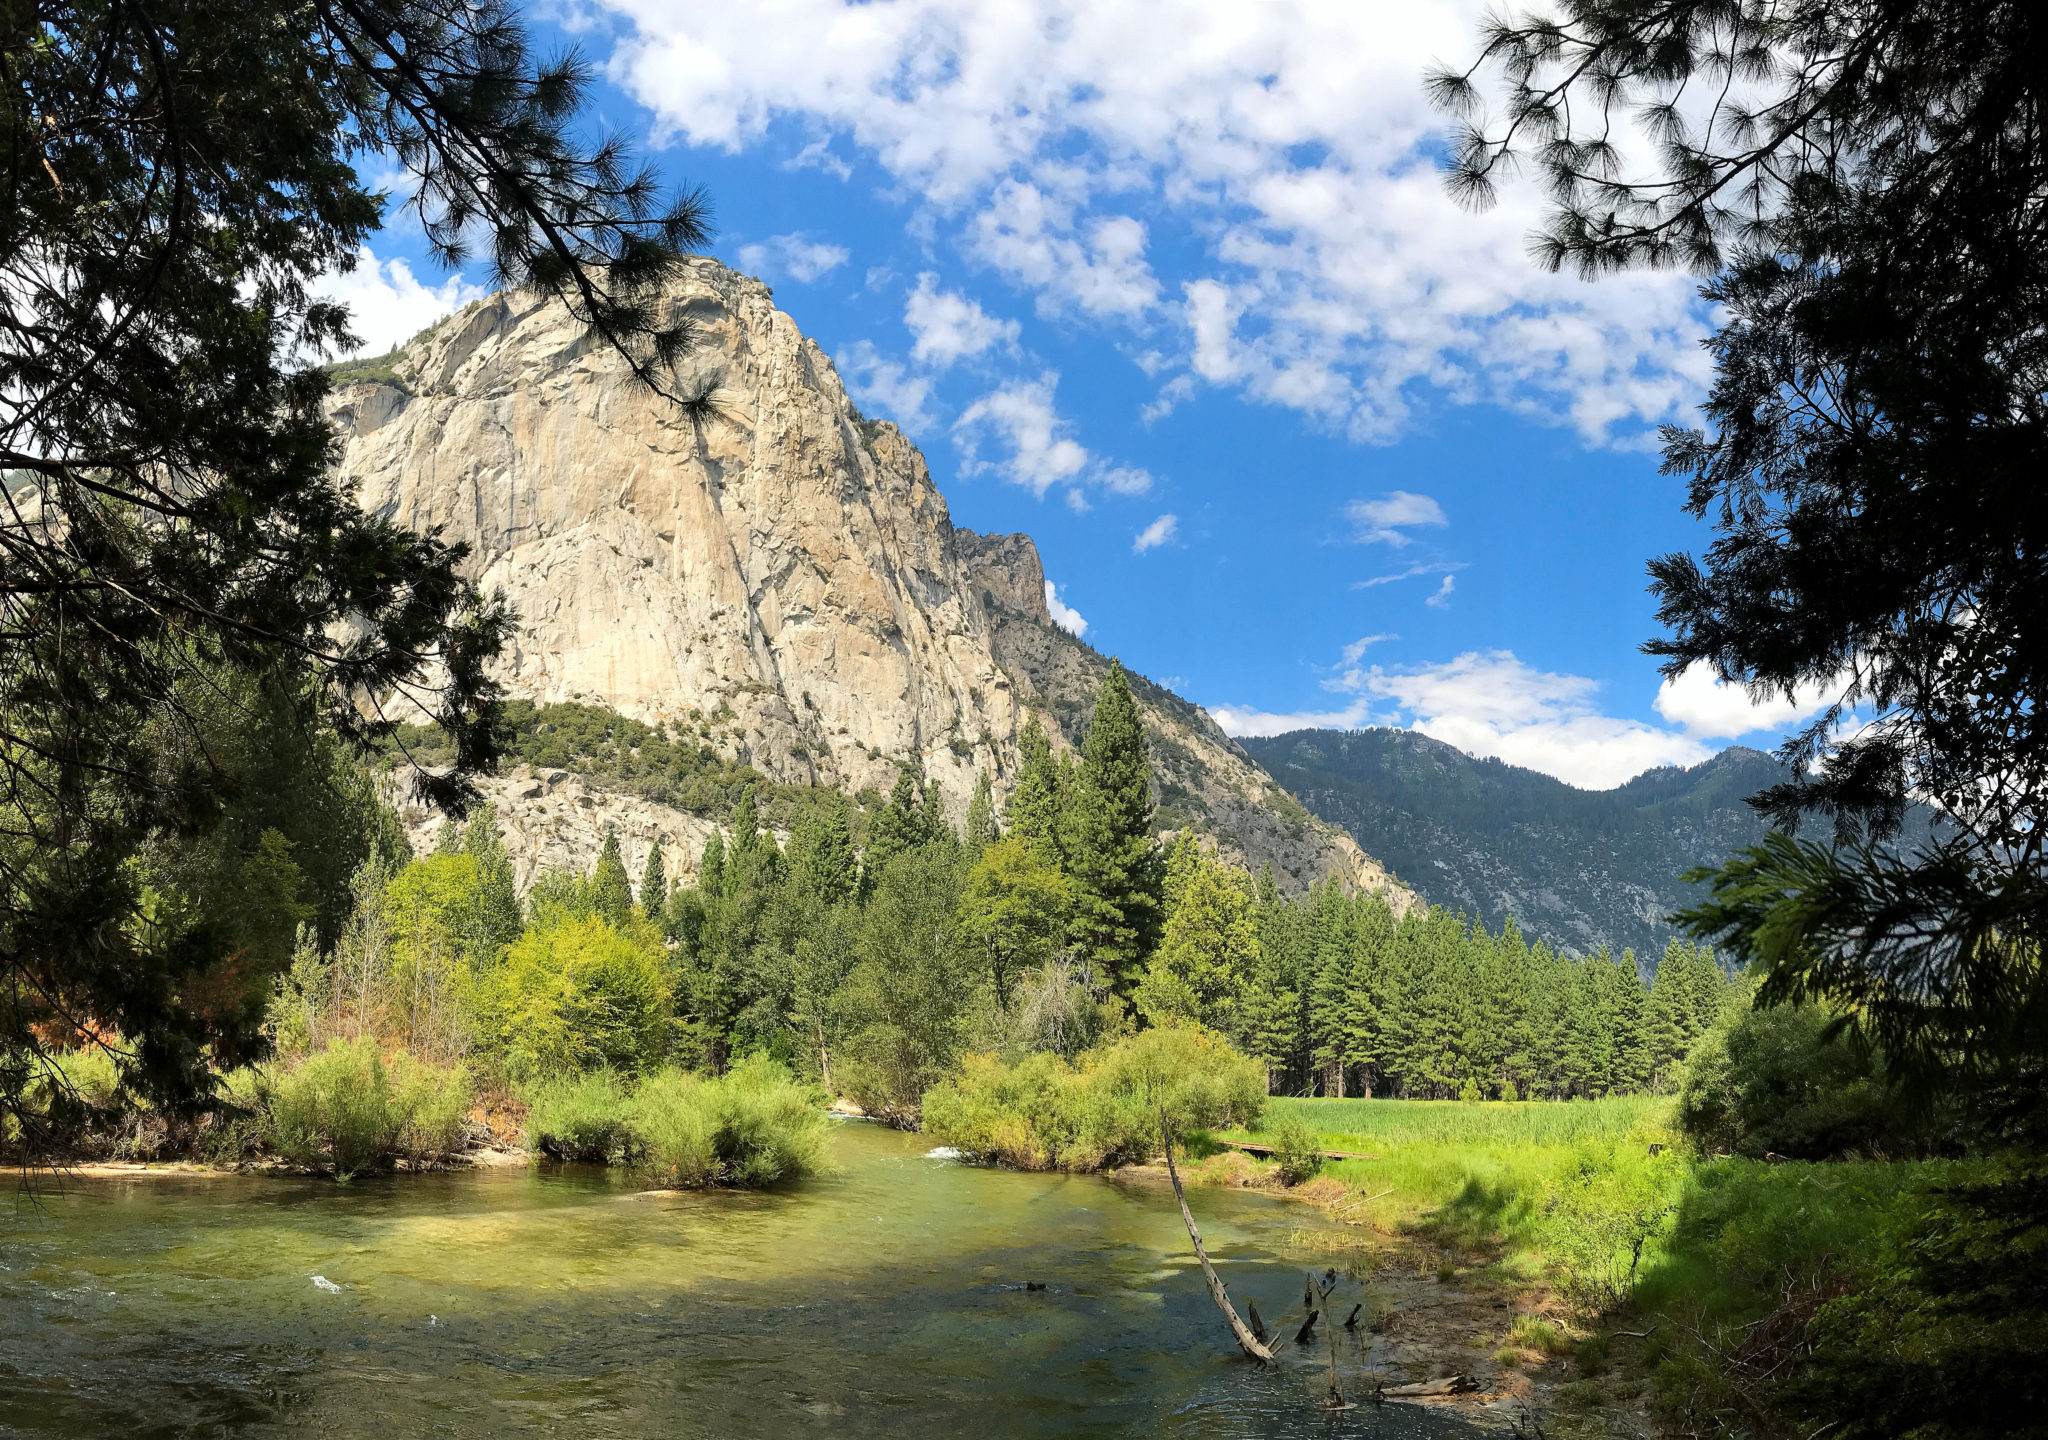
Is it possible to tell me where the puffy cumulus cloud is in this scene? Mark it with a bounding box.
[603,0,1711,444]
[1132,513,1178,553]
[315,245,488,356]
[1653,662,1843,739]
[1044,579,1088,637]
[736,232,850,283]
[1214,649,1713,790]
[953,373,1152,499]
[1348,490,1447,546]
[905,273,1019,367]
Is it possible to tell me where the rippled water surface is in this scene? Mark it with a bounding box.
[1,1121,1489,1438]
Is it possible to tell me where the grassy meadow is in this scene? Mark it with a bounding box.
[1202,1094,1945,1432]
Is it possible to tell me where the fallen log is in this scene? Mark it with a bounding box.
[1378,1375,1481,1398]
[1160,1107,1274,1364]
[1211,1138,1382,1161]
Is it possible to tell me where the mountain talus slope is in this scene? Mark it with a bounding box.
[1241,728,1821,961]
[330,259,1405,902]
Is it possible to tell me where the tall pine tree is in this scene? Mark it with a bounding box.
[1064,663,1163,998]
[1004,715,1065,863]
[640,844,668,919]
[591,829,634,931]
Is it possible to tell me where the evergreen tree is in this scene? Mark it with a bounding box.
[1610,949,1652,1093]
[459,804,524,965]
[1645,941,1692,1091]
[921,779,954,849]
[865,769,933,882]
[1138,841,1257,1032]
[964,771,1001,853]
[640,844,668,919]
[1492,919,1537,1099]
[698,829,727,902]
[1064,662,1163,997]
[1004,715,1064,862]
[788,796,859,906]
[591,829,635,931]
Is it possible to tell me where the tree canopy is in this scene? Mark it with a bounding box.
[0,0,708,1146]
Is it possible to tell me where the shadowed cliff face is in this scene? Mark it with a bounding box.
[331,259,1405,901]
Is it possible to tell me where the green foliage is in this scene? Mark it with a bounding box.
[958,836,1073,1014]
[479,914,669,1078]
[1545,1135,1687,1315]
[523,1069,638,1162]
[628,1057,829,1189]
[1,0,705,1147]
[1677,1002,1924,1160]
[964,770,1000,853]
[1003,714,1064,862]
[590,830,635,930]
[640,845,668,919]
[1064,663,1163,996]
[257,1038,472,1179]
[1265,1112,1324,1185]
[523,1058,828,1188]
[837,847,974,1124]
[921,1026,1267,1171]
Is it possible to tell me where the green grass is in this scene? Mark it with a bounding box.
[1263,1094,1661,1148]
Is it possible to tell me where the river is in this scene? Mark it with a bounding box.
[1,1119,1493,1437]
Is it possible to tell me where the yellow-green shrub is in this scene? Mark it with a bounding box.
[477,913,669,1077]
[922,1025,1268,1171]
[260,1037,472,1178]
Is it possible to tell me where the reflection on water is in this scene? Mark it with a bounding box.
[1,1121,1490,1438]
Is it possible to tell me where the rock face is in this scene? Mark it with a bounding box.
[331,259,1410,904]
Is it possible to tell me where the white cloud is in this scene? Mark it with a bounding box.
[905,273,1019,367]
[1653,662,1842,740]
[1425,574,1455,608]
[1347,490,1447,547]
[603,0,1711,444]
[735,232,850,283]
[953,373,1152,498]
[1044,579,1089,637]
[1214,649,1714,789]
[838,340,936,430]
[1355,560,1458,589]
[1132,514,1178,553]
[316,245,487,356]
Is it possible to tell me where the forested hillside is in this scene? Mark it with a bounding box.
[1241,729,1890,964]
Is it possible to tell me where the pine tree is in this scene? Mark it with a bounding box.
[1306,881,1354,1095]
[964,770,1000,853]
[699,829,727,902]
[1610,950,1652,1093]
[1064,662,1163,998]
[591,829,634,930]
[788,796,859,906]
[921,779,954,849]
[1004,715,1064,862]
[865,769,933,881]
[640,844,668,919]
[1645,941,1691,1090]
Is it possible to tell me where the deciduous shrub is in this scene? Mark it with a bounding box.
[260,1037,472,1178]
[478,914,670,1078]
[523,1058,829,1188]
[1266,1113,1325,1185]
[922,1026,1268,1171]
[1678,1004,1923,1160]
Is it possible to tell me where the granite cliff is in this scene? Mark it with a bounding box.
[331,258,1410,906]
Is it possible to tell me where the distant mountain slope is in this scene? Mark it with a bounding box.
[1241,728,1885,963]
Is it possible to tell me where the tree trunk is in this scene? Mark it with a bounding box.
[1325,1061,1345,1099]
[1160,1108,1274,1364]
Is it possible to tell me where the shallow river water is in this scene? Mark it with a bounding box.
[1,1120,1490,1438]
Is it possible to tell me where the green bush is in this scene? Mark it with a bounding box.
[922,1025,1268,1171]
[478,913,670,1078]
[630,1057,829,1188]
[1267,1112,1325,1185]
[525,1069,639,1162]
[1677,1004,1921,1159]
[260,1038,472,1178]
[523,1058,828,1188]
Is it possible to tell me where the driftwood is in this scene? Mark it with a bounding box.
[1294,1275,1320,1344]
[1160,1107,1275,1363]
[1378,1375,1480,1398]
[1317,1272,1351,1410]
[1343,1303,1363,1329]
[1247,1300,1268,1343]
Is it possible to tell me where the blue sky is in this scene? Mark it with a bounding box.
[326,0,1840,790]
